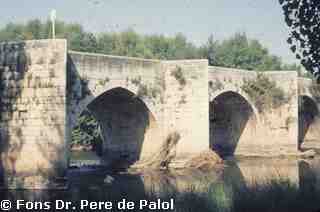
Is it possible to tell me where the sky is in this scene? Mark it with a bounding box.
[0,0,299,64]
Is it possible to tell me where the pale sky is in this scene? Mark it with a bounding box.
[0,0,299,64]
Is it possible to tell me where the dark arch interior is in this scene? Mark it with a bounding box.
[84,87,156,170]
[298,95,320,150]
[210,91,256,158]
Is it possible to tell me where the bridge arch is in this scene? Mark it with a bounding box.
[69,81,159,128]
[209,90,258,157]
[71,86,161,169]
[298,95,320,150]
[209,86,260,121]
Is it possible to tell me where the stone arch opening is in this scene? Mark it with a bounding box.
[83,87,158,170]
[210,91,257,158]
[298,95,320,150]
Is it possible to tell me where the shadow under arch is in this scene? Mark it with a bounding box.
[83,87,158,170]
[209,91,257,158]
[298,95,320,151]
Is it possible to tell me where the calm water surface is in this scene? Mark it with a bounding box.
[1,151,320,209]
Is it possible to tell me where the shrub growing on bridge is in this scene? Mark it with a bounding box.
[242,74,288,112]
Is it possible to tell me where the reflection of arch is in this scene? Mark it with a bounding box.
[77,87,159,169]
[209,91,257,157]
[298,95,320,150]
[298,160,316,192]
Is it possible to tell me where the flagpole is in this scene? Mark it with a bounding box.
[50,10,56,39]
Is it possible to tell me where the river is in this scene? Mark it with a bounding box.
[1,152,320,211]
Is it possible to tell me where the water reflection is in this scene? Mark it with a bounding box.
[1,155,320,207]
[233,158,300,186]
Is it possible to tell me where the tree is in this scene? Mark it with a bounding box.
[25,19,42,39]
[199,34,216,66]
[279,0,320,81]
[0,22,25,41]
[207,34,216,66]
[0,19,298,71]
[208,32,285,71]
[144,34,171,59]
[97,33,114,54]
[71,110,102,155]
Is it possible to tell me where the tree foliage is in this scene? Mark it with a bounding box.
[206,32,286,71]
[0,19,299,71]
[71,110,102,153]
[279,0,320,81]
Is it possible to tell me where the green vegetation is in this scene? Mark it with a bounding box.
[0,19,299,71]
[201,32,300,71]
[171,66,187,88]
[131,76,142,86]
[98,77,110,86]
[71,110,102,154]
[209,79,224,91]
[279,0,320,81]
[137,84,149,98]
[241,73,289,112]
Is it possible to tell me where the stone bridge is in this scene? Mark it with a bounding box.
[0,39,319,188]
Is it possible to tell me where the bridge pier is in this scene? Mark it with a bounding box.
[0,40,68,189]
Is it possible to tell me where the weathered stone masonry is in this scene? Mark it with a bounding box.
[0,40,67,188]
[67,51,209,169]
[208,67,299,157]
[0,39,319,188]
